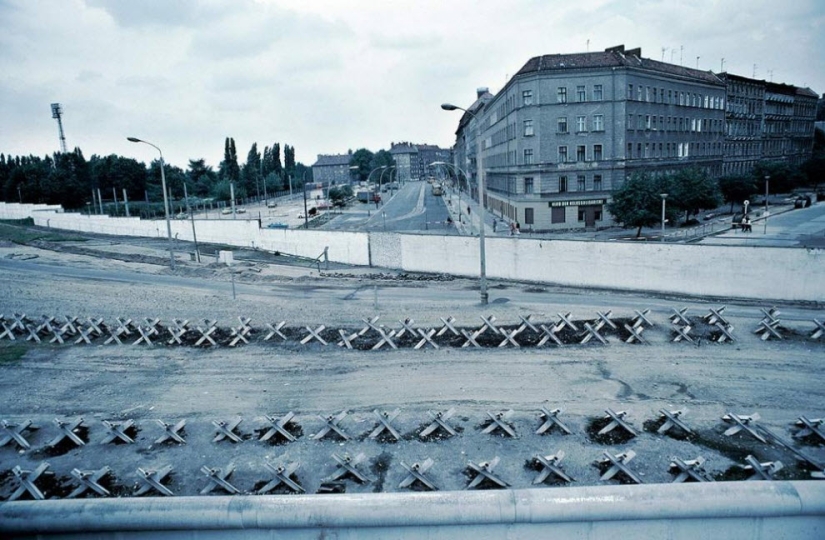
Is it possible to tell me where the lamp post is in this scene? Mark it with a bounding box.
[441,103,488,305]
[380,166,395,193]
[127,136,175,269]
[660,193,668,242]
[764,175,770,234]
[302,169,309,229]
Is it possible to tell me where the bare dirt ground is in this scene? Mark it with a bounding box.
[0,234,823,499]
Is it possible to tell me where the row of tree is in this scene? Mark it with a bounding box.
[609,156,825,236]
[0,138,311,212]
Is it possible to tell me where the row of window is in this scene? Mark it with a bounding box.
[627,84,725,110]
[517,173,605,196]
[627,114,723,134]
[555,115,604,134]
[522,84,604,106]
[626,141,723,159]
[555,144,604,163]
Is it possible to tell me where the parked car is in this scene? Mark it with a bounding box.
[236,207,247,214]
[794,195,812,208]
[266,201,278,208]
[266,222,289,229]
[221,208,232,215]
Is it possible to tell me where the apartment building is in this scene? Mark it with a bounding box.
[311,152,354,186]
[390,142,451,183]
[450,45,817,231]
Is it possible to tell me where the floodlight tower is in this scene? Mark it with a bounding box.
[50,103,67,153]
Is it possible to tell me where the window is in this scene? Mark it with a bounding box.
[576,115,586,132]
[627,142,633,158]
[525,207,534,225]
[578,208,585,222]
[628,84,633,100]
[577,175,586,191]
[645,115,651,130]
[522,90,533,106]
[551,206,565,223]
[594,174,603,190]
[593,144,603,161]
[559,176,568,193]
[576,145,586,162]
[593,114,604,131]
[627,114,633,129]
[557,117,568,133]
[577,85,586,102]
[558,146,568,162]
[524,177,534,194]
[523,119,534,136]
[523,148,534,164]
[637,86,643,101]
[645,87,650,102]
[557,87,567,103]
[593,84,603,101]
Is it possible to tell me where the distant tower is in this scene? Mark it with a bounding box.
[50,103,67,153]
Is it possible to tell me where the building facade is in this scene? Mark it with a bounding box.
[719,74,817,177]
[391,142,451,183]
[450,45,817,231]
[311,153,354,186]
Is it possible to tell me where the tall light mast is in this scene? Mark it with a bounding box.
[50,103,67,153]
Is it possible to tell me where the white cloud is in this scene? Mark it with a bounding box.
[0,0,822,169]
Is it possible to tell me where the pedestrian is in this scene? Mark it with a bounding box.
[743,216,751,232]
[509,222,515,236]
[493,218,497,232]
[515,221,521,235]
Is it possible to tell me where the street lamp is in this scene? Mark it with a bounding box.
[302,169,310,229]
[379,166,395,192]
[660,193,668,242]
[764,175,770,234]
[127,136,175,269]
[441,102,488,305]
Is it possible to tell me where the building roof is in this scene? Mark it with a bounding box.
[390,143,418,155]
[312,154,351,167]
[796,87,819,98]
[515,45,724,86]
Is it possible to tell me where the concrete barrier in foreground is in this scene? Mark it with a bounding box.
[1,481,823,539]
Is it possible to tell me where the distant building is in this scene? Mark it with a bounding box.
[720,74,818,176]
[390,142,451,183]
[311,152,354,186]
[447,45,818,231]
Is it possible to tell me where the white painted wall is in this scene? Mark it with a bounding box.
[3,202,822,302]
[0,203,63,219]
[398,233,825,301]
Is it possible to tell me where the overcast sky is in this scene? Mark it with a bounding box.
[1,0,823,169]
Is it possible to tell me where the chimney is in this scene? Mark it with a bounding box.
[605,45,625,53]
[626,47,642,58]
[476,87,489,99]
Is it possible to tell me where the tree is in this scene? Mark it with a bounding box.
[349,148,374,182]
[668,168,722,221]
[284,144,295,181]
[89,154,147,204]
[187,159,218,197]
[328,185,353,203]
[607,172,672,237]
[241,143,261,198]
[219,137,240,184]
[718,174,759,213]
[751,161,799,195]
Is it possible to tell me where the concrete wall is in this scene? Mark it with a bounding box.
[1,482,823,539]
[3,202,823,302]
[397,233,825,302]
[0,203,63,220]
